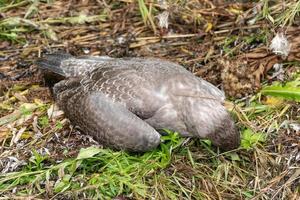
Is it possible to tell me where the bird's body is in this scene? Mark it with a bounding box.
[37,53,240,152]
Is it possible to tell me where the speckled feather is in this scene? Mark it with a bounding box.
[37,54,240,152]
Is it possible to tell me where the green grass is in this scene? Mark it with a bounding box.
[0,0,107,43]
[0,133,185,198]
[221,30,270,57]
[137,0,157,33]
[260,0,300,26]
[0,132,268,199]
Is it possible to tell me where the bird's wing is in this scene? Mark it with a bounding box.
[158,74,225,103]
[53,80,161,152]
[79,65,165,119]
[120,58,226,101]
[194,77,225,101]
[60,56,189,77]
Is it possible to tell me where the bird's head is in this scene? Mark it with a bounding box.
[181,98,240,151]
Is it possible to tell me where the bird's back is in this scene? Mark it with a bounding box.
[37,53,225,100]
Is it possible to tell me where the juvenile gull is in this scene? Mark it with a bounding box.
[37,53,240,152]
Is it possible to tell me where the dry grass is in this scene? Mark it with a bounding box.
[0,0,299,199]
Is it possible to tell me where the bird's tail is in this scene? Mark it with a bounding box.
[35,52,73,77]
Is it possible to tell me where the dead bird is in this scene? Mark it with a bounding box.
[36,52,240,152]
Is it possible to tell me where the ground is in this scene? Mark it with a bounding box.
[0,1,299,199]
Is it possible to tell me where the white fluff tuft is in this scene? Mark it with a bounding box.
[157,0,168,9]
[157,11,169,29]
[270,32,291,57]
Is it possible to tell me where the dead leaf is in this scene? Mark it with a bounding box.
[11,127,26,144]
[264,96,284,107]
[0,127,10,142]
[47,104,64,120]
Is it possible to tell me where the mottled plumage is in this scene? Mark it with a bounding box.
[37,53,240,152]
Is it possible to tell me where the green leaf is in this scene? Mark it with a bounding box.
[55,121,63,129]
[241,129,266,150]
[68,13,89,24]
[0,17,21,27]
[54,175,71,193]
[261,79,300,102]
[24,0,39,19]
[76,146,101,160]
[44,26,58,41]
[20,103,38,115]
[38,116,49,128]
[201,139,212,146]
[229,152,241,161]
[0,32,18,41]
[242,190,254,198]
[286,78,300,87]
